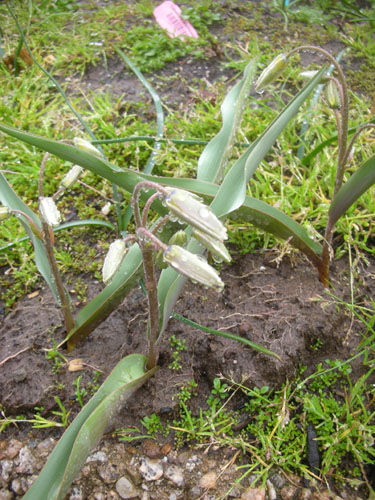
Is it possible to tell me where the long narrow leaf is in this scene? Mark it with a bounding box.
[65,244,143,350]
[171,312,281,360]
[238,195,323,265]
[210,67,328,217]
[157,68,327,335]
[23,354,156,500]
[197,58,258,182]
[328,154,375,228]
[0,173,60,302]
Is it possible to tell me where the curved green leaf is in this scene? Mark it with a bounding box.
[0,123,216,214]
[197,58,258,182]
[65,244,143,350]
[171,312,281,360]
[23,354,157,500]
[158,68,327,335]
[329,154,375,228]
[0,173,60,302]
[238,195,323,266]
[211,67,328,217]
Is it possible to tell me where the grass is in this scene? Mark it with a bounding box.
[0,0,375,494]
[116,333,375,493]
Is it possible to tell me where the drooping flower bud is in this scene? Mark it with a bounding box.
[102,239,127,284]
[300,70,320,81]
[255,53,288,92]
[0,205,10,221]
[324,80,340,109]
[164,188,227,241]
[60,165,84,190]
[155,230,187,269]
[192,229,231,263]
[163,245,224,291]
[39,197,62,227]
[73,137,103,158]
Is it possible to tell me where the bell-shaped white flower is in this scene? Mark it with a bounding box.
[192,229,231,263]
[164,188,227,241]
[163,245,224,291]
[39,197,61,227]
[102,239,127,284]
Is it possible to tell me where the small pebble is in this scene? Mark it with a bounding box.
[115,476,139,499]
[300,488,312,500]
[139,458,163,481]
[199,471,217,490]
[165,464,184,487]
[0,490,13,500]
[15,447,37,474]
[69,486,84,500]
[280,485,298,500]
[241,487,266,500]
[142,439,161,459]
[86,451,108,463]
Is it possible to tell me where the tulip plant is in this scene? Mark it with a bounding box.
[1,44,374,498]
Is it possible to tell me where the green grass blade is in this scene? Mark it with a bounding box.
[171,312,281,360]
[0,173,60,302]
[211,67,328,217]
[23,354,156,500]
[0,219,116,252]
[65,244,143,350]
[197,58,258,183]
[301,123,368,167]
[328,154,375,228]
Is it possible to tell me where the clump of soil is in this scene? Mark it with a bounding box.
[1,251,373,422]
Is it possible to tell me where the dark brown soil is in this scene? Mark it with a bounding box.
[1,252,373,422]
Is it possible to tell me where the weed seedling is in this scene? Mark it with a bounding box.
[73,375,88,408]
[141,413,164,437]
[168,334,187,371]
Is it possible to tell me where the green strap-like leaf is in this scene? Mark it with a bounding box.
[65,244,143,350]
[23,354,156,500]
[238,195,323,264]
[210,67,328,217]
[197,58,258,183]
[157,68,327,335]
[0,173,60,302]
[328,154,375,228]
[172,312,281,360]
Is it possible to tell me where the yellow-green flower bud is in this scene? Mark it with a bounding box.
[163,245,224,291]
[39,197,61,227]
[255,53,288,92]
[192,229,231,263]
[168,230,187,247]
[0,205,10,221]
[324,80,340,109]
[61,165,84,189]
[164,188,227,242]
[155,230,187,269]
[102,239,127,284]
[73,137,103,158]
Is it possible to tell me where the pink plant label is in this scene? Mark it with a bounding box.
[153,1,198,40]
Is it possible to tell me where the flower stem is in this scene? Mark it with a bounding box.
[41,219,75,333]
